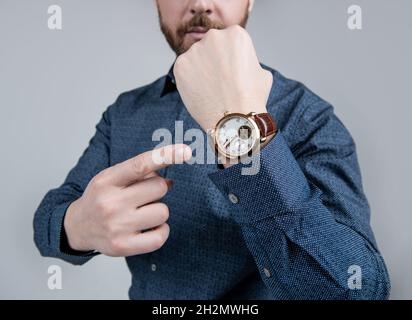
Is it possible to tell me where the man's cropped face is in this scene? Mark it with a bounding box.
[156,0,254,56]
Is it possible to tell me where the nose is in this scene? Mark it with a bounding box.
[189,0,214,15]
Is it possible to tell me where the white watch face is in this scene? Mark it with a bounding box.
[216,116,258,157]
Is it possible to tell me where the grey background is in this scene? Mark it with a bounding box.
[0,0,410,299]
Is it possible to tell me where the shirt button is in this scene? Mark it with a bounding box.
[228,193,239,204]
[151,263,157,272]
[263,268,271,278]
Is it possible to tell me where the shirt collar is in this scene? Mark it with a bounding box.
[160,62,177,97]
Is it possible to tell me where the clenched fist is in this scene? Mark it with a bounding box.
[173,25,273,132]
[63,144,192,257]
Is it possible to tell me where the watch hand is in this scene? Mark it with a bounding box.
[224,136,237,148]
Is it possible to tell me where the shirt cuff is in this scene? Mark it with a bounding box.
[207,131,310,225]
[50,202,99,264]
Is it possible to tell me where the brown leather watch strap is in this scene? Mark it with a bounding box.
[253,113,277,138]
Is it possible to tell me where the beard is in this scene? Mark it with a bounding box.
[158,7,250,56]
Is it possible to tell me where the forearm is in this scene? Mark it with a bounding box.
[33,102,114,265]
[240,190,390,299]
[208,131,390,299]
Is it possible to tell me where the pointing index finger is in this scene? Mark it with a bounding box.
[108,144,192,187]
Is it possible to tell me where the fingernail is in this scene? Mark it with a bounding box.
[165,179,174,190]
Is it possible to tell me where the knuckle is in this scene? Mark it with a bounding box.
[108,238,126,255]
[233,25,249,39]
[204,29,219,42]
[232,24,244,33]
[91,171,109,189]
[95,196,107,211]
[132,157,148,177]
[206,28,218,37]
[96,197,117,216]
[227,24,237,31]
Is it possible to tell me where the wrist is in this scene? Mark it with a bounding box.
[64,199,92,252]
[211,110,277,169]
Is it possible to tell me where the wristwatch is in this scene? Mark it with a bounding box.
[208,111,277,160]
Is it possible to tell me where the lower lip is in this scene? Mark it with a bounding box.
[185,32,207,41]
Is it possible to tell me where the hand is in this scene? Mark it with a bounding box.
[173,25,273,132]
[63,144,192,257]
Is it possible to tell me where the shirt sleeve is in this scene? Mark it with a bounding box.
[207,105,391,300]
[33,100,117,265]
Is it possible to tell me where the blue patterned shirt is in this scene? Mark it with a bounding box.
[33,63,390,300]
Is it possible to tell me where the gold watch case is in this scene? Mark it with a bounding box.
[208,111,264,160]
